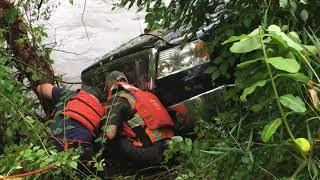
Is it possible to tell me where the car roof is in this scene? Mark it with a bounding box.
[81,30,166,75]
[81,22,219,77]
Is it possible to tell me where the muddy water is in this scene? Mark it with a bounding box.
[45,0,145,88]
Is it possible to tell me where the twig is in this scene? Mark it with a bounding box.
[81,0,89,39]
[37,0,44,10]
[228,131,243,152]
[51,48,89,56]
[134,165,173,180]
[290,160,308,179]
[139,33,180,46]
[13,57,82,84]
[77,161,96,177]
[254,163,279,180]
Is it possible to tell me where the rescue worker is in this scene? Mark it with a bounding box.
[0,0,105,155]
[103,71,174,168]
[36,83,105,172]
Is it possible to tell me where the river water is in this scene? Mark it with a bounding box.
[44,0,145,88]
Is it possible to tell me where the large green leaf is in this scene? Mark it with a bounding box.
[261,118,282,142]
[222,34,250,45]
[237,58,262,69]
[277,73,309,83]
[266,57,300,73]
[228,28,262,53]
[268,25,303,51]
[230,37,261,53]
[279,94,306,112]
[268,25,281,32]
[240,80,267,101]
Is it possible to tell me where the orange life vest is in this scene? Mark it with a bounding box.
[107,82,174,147]
[64,89,105,136]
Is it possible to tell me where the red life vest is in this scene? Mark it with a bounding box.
[64,89,105,136]
[107,82,174,146]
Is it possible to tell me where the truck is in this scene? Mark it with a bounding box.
[81,24,229,134]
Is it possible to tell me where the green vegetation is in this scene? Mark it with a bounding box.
[116,0,320,179]
[0,3,84,180]
[0,0,320,179]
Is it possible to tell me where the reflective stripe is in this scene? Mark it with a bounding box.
[127,114,143,128]
[145,128,174,143]
[147,129,163,142]
[111,89,173,146]
[117,92,136,109]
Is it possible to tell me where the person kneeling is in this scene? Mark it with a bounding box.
[103,71,174,169]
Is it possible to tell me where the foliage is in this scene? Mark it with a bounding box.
[0,1,87,179]
[116,0,320,81]
[1,0,320,179]
[116,0,320,179]
[222,23,320,178]
[0,45,82,178]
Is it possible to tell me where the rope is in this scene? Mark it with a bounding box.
[2,165,56,179]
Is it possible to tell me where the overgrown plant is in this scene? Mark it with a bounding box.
[114,0,320,178]
[0,1,89,179]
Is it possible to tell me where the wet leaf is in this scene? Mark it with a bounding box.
[185,138,192,146]
[300,9,308,22]
[188,171,195,177]
[68,161,78,169]
[279,94,306,112]
[54,128,62,135]
[289,31,301,42]
[279,0,288,8]
[211,70,220,81]
[171,136,184,142]
[31,72,41,81]
[266,57,300,73]
[300,0,307,4]
[269,30,303,51]
[290,0,297,13]
[261,118,282,142]
[204,66,217,74]
[230,36,261,53]
[268,25,281,32]
[240,80,267,101]
[277,73,309,83]
[237,58,262,69]
[304,45,319,56]
[222,34,250,44]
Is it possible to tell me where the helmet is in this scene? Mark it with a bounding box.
[104,71,128,90]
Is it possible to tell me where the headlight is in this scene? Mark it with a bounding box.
[158,40,210,78]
